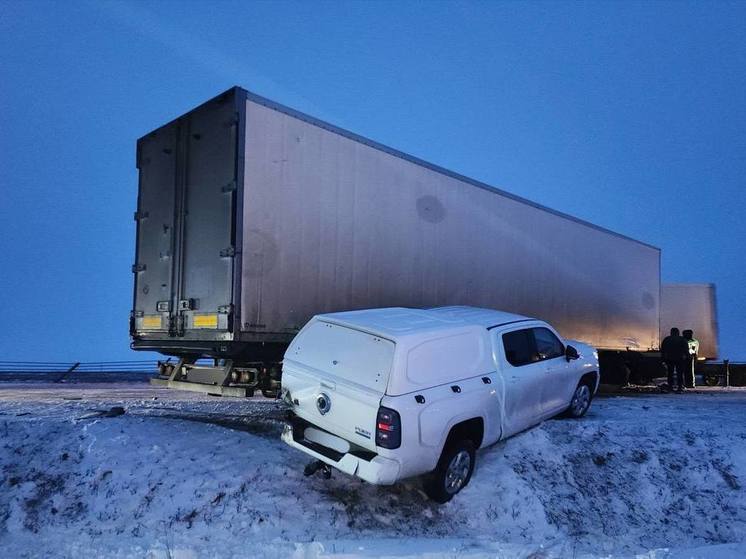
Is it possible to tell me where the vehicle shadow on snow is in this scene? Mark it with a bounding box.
[137,409,287,439]
[314,477,458,536]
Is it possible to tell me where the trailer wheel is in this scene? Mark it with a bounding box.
[423,440,475,503]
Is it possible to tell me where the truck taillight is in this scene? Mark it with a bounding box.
[375,406,401,449]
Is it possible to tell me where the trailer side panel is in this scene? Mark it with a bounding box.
[240,98,661,351]
[660,283,719,358]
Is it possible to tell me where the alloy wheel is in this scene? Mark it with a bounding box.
[571,384,591,416]
[444,450,471,494]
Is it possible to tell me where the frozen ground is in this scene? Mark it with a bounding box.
[0,382,744,558]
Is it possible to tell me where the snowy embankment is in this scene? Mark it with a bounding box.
[1,383,745,558]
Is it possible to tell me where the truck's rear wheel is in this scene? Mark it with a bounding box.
[423,440,475,503]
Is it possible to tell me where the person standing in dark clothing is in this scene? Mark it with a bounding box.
[660,327,690,393]
[683,329,699,388]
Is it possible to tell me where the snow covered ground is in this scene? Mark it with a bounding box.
[1,382,744,558]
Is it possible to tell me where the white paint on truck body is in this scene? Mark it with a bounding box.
[281,306,599,487]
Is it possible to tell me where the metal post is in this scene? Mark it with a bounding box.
[55,362,80,383]
[724,359,730,387]
[168,358,187,381]
[219,359,235,387]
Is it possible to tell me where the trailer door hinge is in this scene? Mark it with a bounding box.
[218,305,233,314]
[156,301,171,312]
[220,247,236,258]
[132,263,146,273]
[221,181,237,193]
[134,210,149,221]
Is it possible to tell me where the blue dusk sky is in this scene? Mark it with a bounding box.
[1,1,744,362]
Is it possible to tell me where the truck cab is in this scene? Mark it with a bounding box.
[281,306,599,502]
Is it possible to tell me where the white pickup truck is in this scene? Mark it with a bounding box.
[281,306,599,502]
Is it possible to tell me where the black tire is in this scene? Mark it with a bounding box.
[565,380,593,418]
[423,439,476,503]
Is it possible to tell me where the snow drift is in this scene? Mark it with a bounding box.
[0,384,744,558]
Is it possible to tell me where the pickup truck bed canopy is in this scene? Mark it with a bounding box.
[316,306,531,342]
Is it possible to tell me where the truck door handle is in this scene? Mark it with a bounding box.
[481,377,492,384]
[451,385,461,393]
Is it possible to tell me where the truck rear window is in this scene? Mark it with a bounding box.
[288,321,394,392]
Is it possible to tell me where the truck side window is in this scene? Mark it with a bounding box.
[532,327,564,360]
[502,329,535,367]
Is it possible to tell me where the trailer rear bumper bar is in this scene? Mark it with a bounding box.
[148,357,258,397]
[150,376,252,397]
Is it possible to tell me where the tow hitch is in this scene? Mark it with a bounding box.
[304,459,332,479]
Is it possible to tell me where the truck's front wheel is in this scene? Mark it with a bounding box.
[566,381,593,418]
[423,440,476,503]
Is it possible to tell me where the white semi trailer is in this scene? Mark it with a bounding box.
[661,283,719,359]
[130,87,712,395]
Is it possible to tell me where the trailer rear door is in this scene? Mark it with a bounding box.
[132,122,179,334]
[133,90,241,340]
[177,96,238,336]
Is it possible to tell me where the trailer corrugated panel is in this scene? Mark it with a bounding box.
[132,87,661,358]
[660,283,719,358]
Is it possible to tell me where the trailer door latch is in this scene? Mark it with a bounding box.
[178,299,195,311]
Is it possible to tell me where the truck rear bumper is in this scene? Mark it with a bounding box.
[281,423,400,485]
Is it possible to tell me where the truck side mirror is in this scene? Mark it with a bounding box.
[565,345,579,361]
